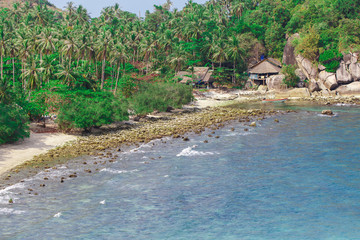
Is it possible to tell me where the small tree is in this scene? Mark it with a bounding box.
[57,93,129,132]
[0,103,29,144]
[282,64,300,88]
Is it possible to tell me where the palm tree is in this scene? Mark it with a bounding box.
[56,63,77,88]
[111,42,128,94]
[22,58,41,90]
[8,38,18,88]
[60,31,78,68]
[226,35,246,84]
[96,27,113,89]
[0,26,9,81]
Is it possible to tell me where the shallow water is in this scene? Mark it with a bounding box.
[1,105,360,239]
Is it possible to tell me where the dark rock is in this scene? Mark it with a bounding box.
[166,106,174,112]
[183,137,189,141]
[283,33,299,65]
[322,110,334,116]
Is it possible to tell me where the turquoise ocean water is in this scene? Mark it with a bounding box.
[1,103,360,239]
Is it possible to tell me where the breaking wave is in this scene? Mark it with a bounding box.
[0,208,25,215]
[177,145,218,157]
[100,168,139,174]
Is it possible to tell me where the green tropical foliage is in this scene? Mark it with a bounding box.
[0,0,359,141]
[0,103,29,144]
[282,64,300,88]
[130,82,193,115]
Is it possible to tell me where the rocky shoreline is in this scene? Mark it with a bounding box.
[2,91,360,190]
[0,105,284,189]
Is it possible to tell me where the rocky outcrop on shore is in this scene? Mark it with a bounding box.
[282,34,360,98]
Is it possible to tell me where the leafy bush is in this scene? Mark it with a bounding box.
[319,49,342,73]
[0,103,30,144]
[57,92,129,132]
[282,64,300,88]
[295,26,320,61]
[130,82,193,115]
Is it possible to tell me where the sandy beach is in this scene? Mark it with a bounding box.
[0,133,77,176]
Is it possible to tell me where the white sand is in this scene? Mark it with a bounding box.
[0,133,77,176]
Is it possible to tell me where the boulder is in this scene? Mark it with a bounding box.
[318,64,326,71]
[317,80,328,91]
[266,74,285,90]
[257,85,268,94]
[324,74,338,90]
[282,33,299,65]
[319,71,332,82]
[318,71,338,90]
[296,55,317,79]
[250,122,257,127]
[349,63,360,81]
[351,53,359,64]
[336,61,352,84]
[320,89,330,97]
[308,78,320,92]
[336,82,360,96]
[295,68,307,82]
[322,110,334,116]
[343,53,352,65]
[275,88,311,98]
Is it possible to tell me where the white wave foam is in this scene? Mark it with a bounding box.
[54,212,62,218]
[0,183,26,204]
[225,131,253,137]
[177,145,218,157]
[0,183,26,195]
[0,208,25,215]
[100,200,106,205]
[100,168,139,174]
[317,113,338,118]
[334,103,356,106]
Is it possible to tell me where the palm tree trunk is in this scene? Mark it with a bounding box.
[233,60,236,84]
[114,65,121,95]
[1,55,3,81]
[101,55,106,90]
[13,58,15,89]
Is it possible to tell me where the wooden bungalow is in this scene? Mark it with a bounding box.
[177,67,214,87]
[248,58,282,85]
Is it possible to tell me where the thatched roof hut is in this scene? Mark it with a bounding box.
[249,58,282,75]
[177,67,214,84]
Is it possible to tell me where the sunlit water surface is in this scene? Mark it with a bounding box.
[1,104,360,239]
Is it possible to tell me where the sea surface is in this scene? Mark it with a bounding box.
[1,103,360,239]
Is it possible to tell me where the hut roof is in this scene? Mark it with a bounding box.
[203,71,214,83]
[249,58,282,74]
[193,67,209,80]
[176,71,190,77]
[177,67,211,84]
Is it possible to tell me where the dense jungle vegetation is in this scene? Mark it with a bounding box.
[0,0,360,143]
